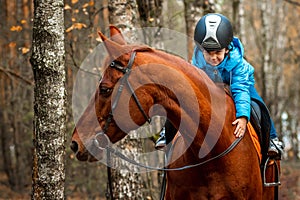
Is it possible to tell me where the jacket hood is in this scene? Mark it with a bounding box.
[224,37,244,71]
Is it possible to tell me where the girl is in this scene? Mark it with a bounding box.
[191,13,283,155]
[156,13,283,156]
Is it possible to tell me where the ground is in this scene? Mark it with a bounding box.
[279,161,300,199]
[0,161,299,199]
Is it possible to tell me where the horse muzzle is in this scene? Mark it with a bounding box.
[93,132,110,150]
[70,131,111,162]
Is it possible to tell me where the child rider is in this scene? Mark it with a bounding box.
[156,13,284,156]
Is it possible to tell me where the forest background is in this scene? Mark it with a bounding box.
[0,0,300,199]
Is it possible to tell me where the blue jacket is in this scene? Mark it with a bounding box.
[191,37,255,121]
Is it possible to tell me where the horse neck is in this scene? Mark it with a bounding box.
[148,50,236,157]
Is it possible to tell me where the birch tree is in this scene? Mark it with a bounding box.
[232,0,246,44]
[260,0,271,101]
[107,1,144,199]
[259,0,287,135]
[184,0,215,61]
[30,0,66,199]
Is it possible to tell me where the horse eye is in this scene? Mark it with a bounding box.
[110,61,115,67]
[99,87,112,96]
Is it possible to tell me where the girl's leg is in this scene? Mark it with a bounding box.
[249,86,284,154]
[269,118,277,139]
[249,86,278,139]
[155,119,177,150]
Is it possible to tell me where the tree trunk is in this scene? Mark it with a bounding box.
[136,0,164,49]
[260,0,274,103]
[232,0,246,44]
[107,0,144,199]
[0,0,33,193]
[184,0,215,61]
[108,0,140,43]
[137,0,163,27]
[260,0,287,135]
[30,0,66,199]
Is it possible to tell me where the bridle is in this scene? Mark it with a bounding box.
[93,50,152,199]
[94,50,151,140]
[93,50,242,199]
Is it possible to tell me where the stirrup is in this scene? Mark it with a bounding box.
[263,157,281,187]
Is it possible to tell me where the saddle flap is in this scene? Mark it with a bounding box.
[250,99,271,160]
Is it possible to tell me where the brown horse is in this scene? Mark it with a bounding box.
[71,25,277,199]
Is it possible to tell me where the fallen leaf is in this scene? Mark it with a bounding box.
[71,0,78,4]
[64,4,72,10]
[73,23,87,30]
[10,26,22,32]
[21,47,30,54]
[89,1,94,6]
[66,23,87,33]
[82,3,89,8]
[9,42,17,48]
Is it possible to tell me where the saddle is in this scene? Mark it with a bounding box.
[163,83,280,187]
[217,83,281,187]
[250,99,271,161]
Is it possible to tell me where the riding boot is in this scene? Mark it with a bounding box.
[268,137,284,157]
[155,127,166,150]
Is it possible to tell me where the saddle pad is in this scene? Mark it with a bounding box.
[247,123,262,162]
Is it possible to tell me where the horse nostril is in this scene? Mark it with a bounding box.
[70,141,78,153]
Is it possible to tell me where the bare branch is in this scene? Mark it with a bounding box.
[0,66,33,85]
[284,0,300,6]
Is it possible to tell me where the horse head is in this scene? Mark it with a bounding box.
[71,26,160,161]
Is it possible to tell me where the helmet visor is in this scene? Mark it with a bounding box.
[201,37,222,51]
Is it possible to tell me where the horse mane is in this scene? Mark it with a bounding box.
[122,43,214,87]
[145,46,216,87]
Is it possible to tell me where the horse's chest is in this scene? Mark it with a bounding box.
[167,166,222,187]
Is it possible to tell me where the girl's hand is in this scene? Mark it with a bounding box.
[232,117,247,138]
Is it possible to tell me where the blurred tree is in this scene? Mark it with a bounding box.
[282,1,300,160]
[232,0,246,44]
[30,0,66,199]
[184,0,215,61]
[137,0,163,27]
[106,1,146,199]
[1,0,300,199]
[0,0,33,193]
[258,0,287,139]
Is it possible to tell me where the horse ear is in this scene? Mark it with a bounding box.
[109,25,127,45]
[97,31,123,58]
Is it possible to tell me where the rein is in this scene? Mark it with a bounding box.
[105,136,242,171]
[95,50,243,199]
